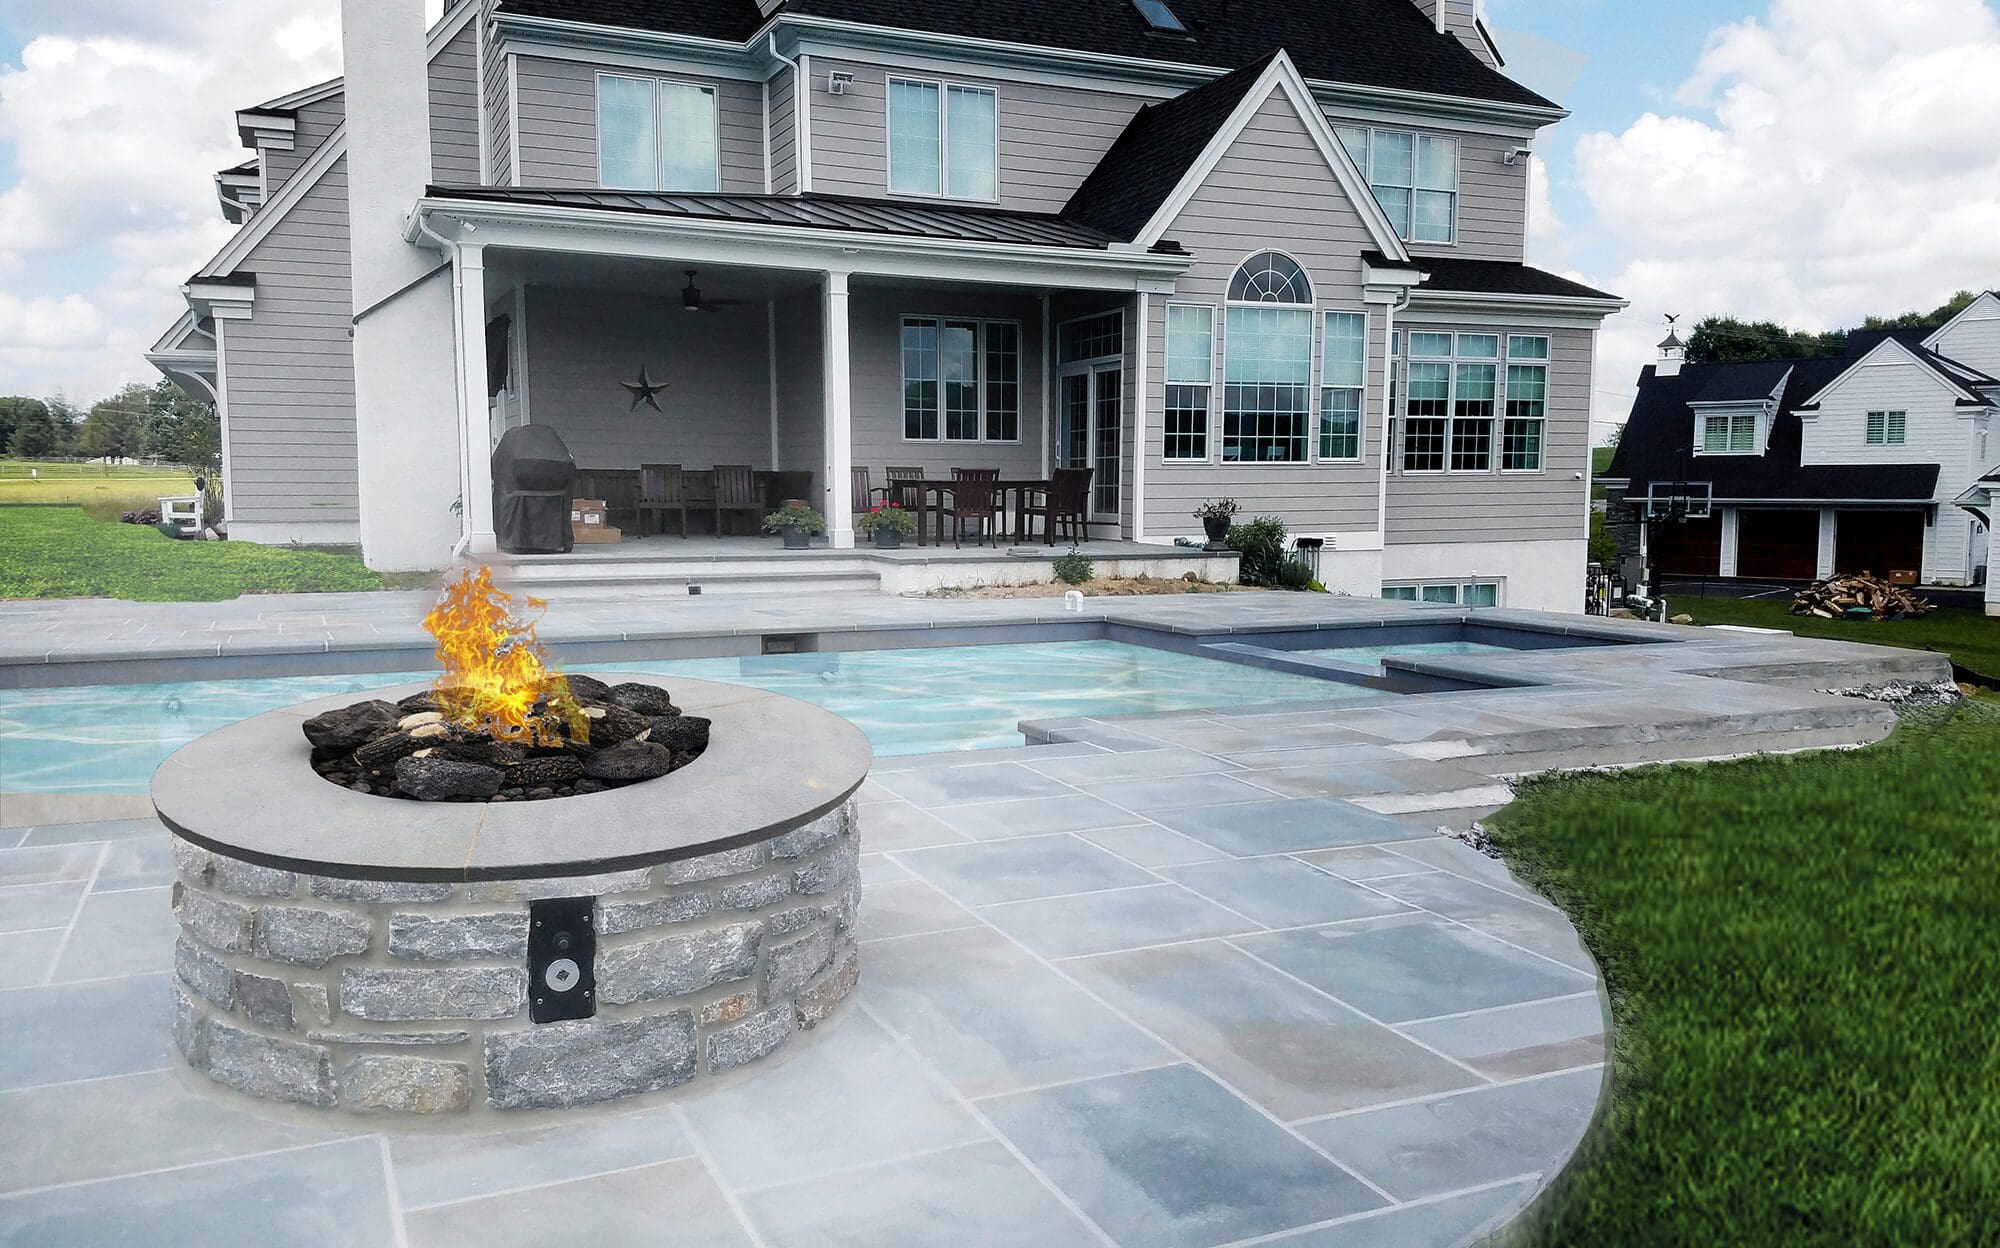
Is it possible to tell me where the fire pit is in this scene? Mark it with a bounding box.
[153,573,870,1116]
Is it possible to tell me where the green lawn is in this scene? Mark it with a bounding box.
[1491,700,2000,1246]
[0,459,197,520]
[0,505,391,601]
[1681,594,2000,684]
[1591,447,1615,501]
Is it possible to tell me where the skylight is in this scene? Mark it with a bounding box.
[1132,0,1188,34]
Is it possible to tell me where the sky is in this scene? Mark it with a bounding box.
[1,0,1998,441]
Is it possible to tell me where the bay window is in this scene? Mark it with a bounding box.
[597,74,718,192]
[901,317,1019,442]
[1165,304,1215,462]
[889,78,998,199]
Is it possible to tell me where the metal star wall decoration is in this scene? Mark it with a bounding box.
[621,366,670,413]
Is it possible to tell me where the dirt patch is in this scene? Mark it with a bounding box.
[923,574,1257,599]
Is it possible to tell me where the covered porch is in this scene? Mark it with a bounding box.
[414,187,1189,558]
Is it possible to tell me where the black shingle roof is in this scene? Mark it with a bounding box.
[428,185,1124,249]
[1364,253,1618,301]
[1842,326,1998,394]
[495,0,1555,110]
[1606,357,1941,504]
[1062,51,1276,242]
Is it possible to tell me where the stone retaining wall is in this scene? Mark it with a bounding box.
[170,800,860,1114]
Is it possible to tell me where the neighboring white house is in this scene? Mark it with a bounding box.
[148,0,1626,611]
[1607,295,2000,612]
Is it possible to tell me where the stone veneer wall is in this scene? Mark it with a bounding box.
[169,800,860,1114]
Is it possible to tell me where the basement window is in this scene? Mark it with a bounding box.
[1131,0,1188,33]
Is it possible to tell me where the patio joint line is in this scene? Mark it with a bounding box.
[0,1063,178,1097]
[1046,909,1400,964]
[38,842,108,987]
[725,1136,988,1198]
[0,967,171,995]
[1397,989,1600,1028]
[395,1153,703,1214]
[1287,1061,1608,1127]
[1213,1170,1548,1248]
[1334,871,1597,977]
[0,1138,367,1202]
[667,1102,775,1248]
[378,1136,412,1248]
[856,921,986,946]
[963,1057,1188,1106]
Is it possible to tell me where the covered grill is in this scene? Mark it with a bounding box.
[492,425,578,554]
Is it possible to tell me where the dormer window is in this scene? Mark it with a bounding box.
[597,74,718,192]
[1698,409,1760,455]
[1866,410,1907,446]
[1131,0,1188,33]
[888,77,998,200]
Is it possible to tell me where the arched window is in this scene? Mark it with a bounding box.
[1227,251,1314,304]
[1223,252,1315,462]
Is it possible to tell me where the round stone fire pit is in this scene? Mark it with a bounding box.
[153,675,870,1116]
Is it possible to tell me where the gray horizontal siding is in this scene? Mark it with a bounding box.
[223,157,359,526]
[486,22,515,184]
[514,56,763,192]
[1142,93,1385,538]
[1385,320,1592,545]
[809,57,1145,214]
[429,16,482,183]
[769,67,798,194]
[522,287,773,473]
[265,95,345,197]
[1321,112,1527,264]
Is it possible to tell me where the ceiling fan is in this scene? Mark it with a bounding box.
[680,269,741,314]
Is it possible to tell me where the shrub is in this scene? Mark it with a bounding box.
[856,504,917,536]
[1052,547,1094,585]
[761,503,827,535]
[1275,556,1314,591]
[1227,515,1289,586]
[1589,508,1621,567]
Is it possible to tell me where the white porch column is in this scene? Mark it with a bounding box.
[1816,507,1838,579]
[822,270,855,549]
[455,242,497,553]
[1717,506,1739,578]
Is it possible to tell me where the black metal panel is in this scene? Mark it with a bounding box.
[529,897,597,1024]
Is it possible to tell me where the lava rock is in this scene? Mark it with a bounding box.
[583,740,675,783]
[584,704,653,746]
[395,692,439,714]
[354,730,428,771]
[610,683,680,717]
[394,756,504,802]
[573,779,607,795]
[302,700,398,750]
[507,755,585,789]
[564,674,614,702]
[650,716,711,756]
[429,736,526,768]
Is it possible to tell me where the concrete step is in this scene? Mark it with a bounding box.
[491,566,883,598]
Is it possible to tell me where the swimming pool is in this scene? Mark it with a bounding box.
[0,640,1370,794]
[1298,640,1513,668]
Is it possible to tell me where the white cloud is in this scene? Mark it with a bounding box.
[0,0,349,400]
[1558,0,2000,438]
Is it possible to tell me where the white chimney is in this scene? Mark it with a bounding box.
[1657,318,1687,379]
[342,0,465,571]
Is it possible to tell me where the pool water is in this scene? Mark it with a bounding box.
[1298,640,1512,668]
[0,641,1366,794]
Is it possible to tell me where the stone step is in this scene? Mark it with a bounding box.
[491,567,883,598]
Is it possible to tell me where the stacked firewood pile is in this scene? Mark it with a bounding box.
[1791,574,1933,621]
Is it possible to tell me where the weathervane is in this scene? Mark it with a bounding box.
[621,366,670,413]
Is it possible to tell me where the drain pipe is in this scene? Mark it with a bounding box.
[413,210,476,562]
[1376,285,1413,570]
[768,34,808,190]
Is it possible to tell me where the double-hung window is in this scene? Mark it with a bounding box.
[1319,312,1367,461]
[888,78,998,199]
[1401,333,1453,471]
[1701,410,1758,454]
[1451,334,1499,471]
[901,317,1019,442]
[1502,336,1549,470]
[1335,126,1458,244]
[1165,305,1215,462]
[1222,252,1314,464]
[598,74,718,191]
[1865,410,1907,446]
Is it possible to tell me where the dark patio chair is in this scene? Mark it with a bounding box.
[637,463,690,538]
[711,464,762,537]
[851,466,892,515]
[882,466,925,510]
[1022,466,1094,546]
[945,473,1002,548]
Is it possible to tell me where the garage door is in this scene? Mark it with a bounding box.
[1653,514,1721,576]
[1736,510,1821,580]
[1835,510,1925,579]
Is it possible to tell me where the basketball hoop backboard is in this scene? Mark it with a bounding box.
[1645,481,1713,521]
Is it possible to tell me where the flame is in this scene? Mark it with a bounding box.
[421,567,587,746]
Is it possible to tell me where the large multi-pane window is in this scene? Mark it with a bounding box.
[1165,305,1214,462]
[1060,312,1123,364]
[1335,126,1458,244]
[888,78,998,199]
[1503,336,1549,470]
[597,74,718,191]
[1319,311,1366,461]
[901,317,1019,442]
[1223,252,1313,463]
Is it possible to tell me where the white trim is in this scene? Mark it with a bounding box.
[1801,334,1984,408]
[767,301,781,469]
[214,319,235,525]
[513,281,532,426]
[1133,290,1150,541]
[1039,292,1052,478]
[1317,307,1369,463]
[760,76,773,193]
[476,14,491,185]
[1333,124,1461,246]
[797,53,814,191]
[235,110,296,152]
[882,74,1001,204]
[1161,300,1217,464]
[185,282,256,322]
[454,242,496,552]
[198,124,347,280]
[594,70,723,192]
[1921,290,2000,354]
[1132,52,1411,263]
[507,52,523,185]
[823,269,855,548]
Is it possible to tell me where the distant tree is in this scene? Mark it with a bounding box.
[44,398,83,457]
[79,385,150,462]
[1604,423,1624,450]
[139,380,221,475]
[1685,317,1844,364]
[1860,289,1980,332]
[0,396,50,455]
[7,403,69,458]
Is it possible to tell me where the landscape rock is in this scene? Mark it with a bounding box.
[585,704,654,746]
[484,1011,697,1110]
[582,739,674,783]
[394,755,504,802]
[562,674,613,702]
[354,730,427,771]
[609,683,681,716]
[650,716,711,756]
[508,755,585,789]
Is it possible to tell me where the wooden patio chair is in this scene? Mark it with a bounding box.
[636,464,690,538]
[882,466,925,510]
[1021,467,1094,546]
[853,467,900,515]
[945,473,1002,548]
[711,464,762,537]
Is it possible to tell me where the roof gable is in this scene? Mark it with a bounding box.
[1803,334,1982,408]
[1921,289,2000,354]
[1106,50,1408,259]
[197,126,347,281]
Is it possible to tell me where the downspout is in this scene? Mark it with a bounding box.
[413,211,475,560]
[1377,287,1412,572]
[767,34,805,194]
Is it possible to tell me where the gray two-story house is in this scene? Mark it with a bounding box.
[146,0,1622,610]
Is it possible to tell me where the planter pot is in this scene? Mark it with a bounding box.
[780,527,811,550]
[1202,515,1232,550]
[871,529,904,550]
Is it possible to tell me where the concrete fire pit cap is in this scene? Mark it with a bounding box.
[151,675,873,882]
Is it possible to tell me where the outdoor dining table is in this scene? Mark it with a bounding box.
[889,478,1055,546]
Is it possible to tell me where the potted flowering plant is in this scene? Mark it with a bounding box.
[762,503,827,550]
[1193,497,1241,550]
[856,503,918,549]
